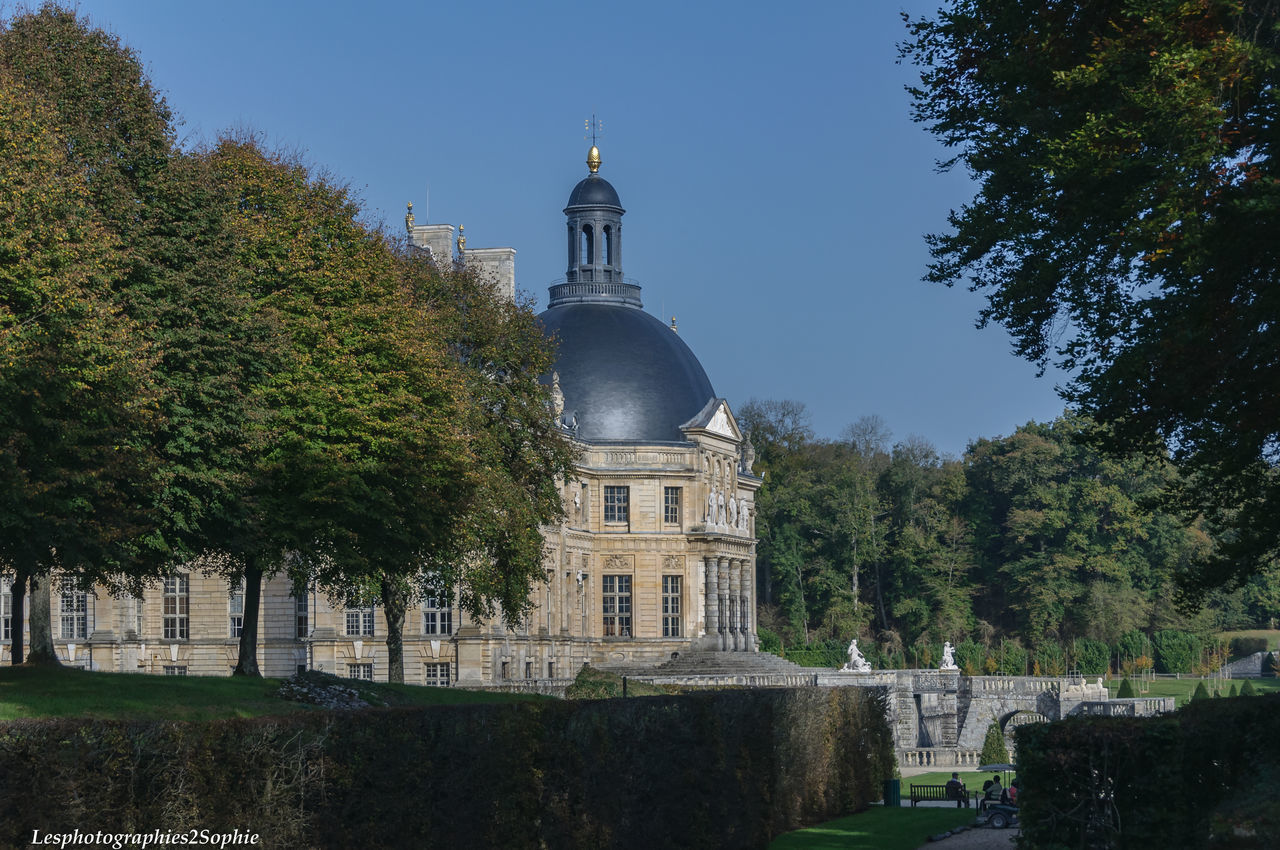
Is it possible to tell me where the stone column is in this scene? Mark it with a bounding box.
[728,559,742,651]
[741,558,754,652]
[717,557,730,652]
[704,556,719,650]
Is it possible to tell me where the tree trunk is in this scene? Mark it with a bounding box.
[9,570,27,665]
[25,571,60,666]
[381,576,407,684]
[233,560,263,677]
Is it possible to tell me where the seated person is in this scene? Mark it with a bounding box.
[944,772,966,808]
[984,775,1004,805]
[1007,779,1019,806]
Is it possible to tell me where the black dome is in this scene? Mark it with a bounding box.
[566,174,623,210]
[540,303,715,443]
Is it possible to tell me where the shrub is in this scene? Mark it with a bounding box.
[1242,679,1259,697]
[1116,629,1151,664]
[1117,677,1135,698]
[980,721,1010,765]
[1228,636,1269,659]
[955,639,984,674]
[0,688,897,849]
[1192,681,1210,701]
[757,626,782,655]
[1229,683,1239,697]
[1152,630,1202,674]
[1072,638,1111,676]
[997,639,1028,676]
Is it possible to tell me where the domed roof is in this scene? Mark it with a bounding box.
[539,303,715,443]
[566,173,623,210]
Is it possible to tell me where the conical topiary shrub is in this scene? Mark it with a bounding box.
[1117,677,1135,698]
[980,721,1010,765]
[1242,679,1258,697]
[1192,681,1210,701]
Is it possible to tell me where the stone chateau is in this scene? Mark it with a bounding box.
[0,146,762,685]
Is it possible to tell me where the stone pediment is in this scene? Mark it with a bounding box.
[680,398,742,442]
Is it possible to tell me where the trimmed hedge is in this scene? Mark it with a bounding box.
[1017,692,1280,849]
[0,687,894,849]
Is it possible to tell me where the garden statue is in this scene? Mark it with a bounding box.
[941,641,958,671]
[842,639,872,673]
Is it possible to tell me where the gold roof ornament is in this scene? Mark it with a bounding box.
[670,316,678,333]
[457,224,466,254]
[587,145,601,173]
[405,201,414,234]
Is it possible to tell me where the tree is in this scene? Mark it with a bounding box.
[0,66,160,664]
[378,250,576,683]
[980,721,1010,765]
[902,0,1280,597]
[1,5,278,663]
[1117,677,1135,698]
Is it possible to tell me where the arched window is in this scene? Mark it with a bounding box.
[580,224,594,265]
[603,225,613,265]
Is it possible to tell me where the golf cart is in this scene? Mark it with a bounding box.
[977,762,1019,830]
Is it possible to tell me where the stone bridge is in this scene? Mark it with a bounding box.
[815,670,1173,767]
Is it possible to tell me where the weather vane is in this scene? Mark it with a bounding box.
[584,114,603,145]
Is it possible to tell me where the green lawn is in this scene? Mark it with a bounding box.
[1105,674,1280,707]
[0,665,543,722]
[903,769,998,790]
[1218,629,1280,650]
[768,806,976,850]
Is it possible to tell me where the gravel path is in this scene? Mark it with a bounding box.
[916,825,1019,849]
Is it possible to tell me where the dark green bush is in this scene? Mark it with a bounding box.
[1192,681,1210,701]
[1242,679,1259,696]
[1018,692,1280,848]
[757,626,782,655]
[1151,630,1202,674]
[1072,638,1112,676]
[0,687,895,849]
[1117,677,1135,698]
[1228,636,1269,659]
[1115,629,1151,664]
[979,721,1010,764]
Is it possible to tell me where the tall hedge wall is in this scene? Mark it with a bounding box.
[0,687,894,849]
[1017,692,1280,849]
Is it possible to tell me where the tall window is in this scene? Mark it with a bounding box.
[580,224,594,265]
[604,486,629,523]
[662,575,682,637]
[422,596,452,635]
[294,591,309,639]
[59,578,88,640]
[664,487,681,525]
[133,595,145,638]
[163,575,189,640]
[602,575,632,637]
[347,663,373,681]
[345,605,374,636]
[424,662,451,687]
[228,581,245,638]
[1,578,11,642]
[603,224,613,264]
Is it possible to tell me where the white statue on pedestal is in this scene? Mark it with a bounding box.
[842,639,872,673]
[940,641,958,671]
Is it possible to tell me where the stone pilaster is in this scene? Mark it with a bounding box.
[741,558,755,651]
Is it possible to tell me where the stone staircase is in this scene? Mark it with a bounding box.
[600,651,813,687]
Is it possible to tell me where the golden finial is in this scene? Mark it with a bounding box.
[457,224,466,254]
[584,114,603,173]
[669,316,678,333]
[405,201,414,234]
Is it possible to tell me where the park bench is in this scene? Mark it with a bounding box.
[908,783,970,807]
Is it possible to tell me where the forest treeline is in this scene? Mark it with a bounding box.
[739,401,1280,674]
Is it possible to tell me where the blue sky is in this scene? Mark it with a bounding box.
[79,0,1067,457]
